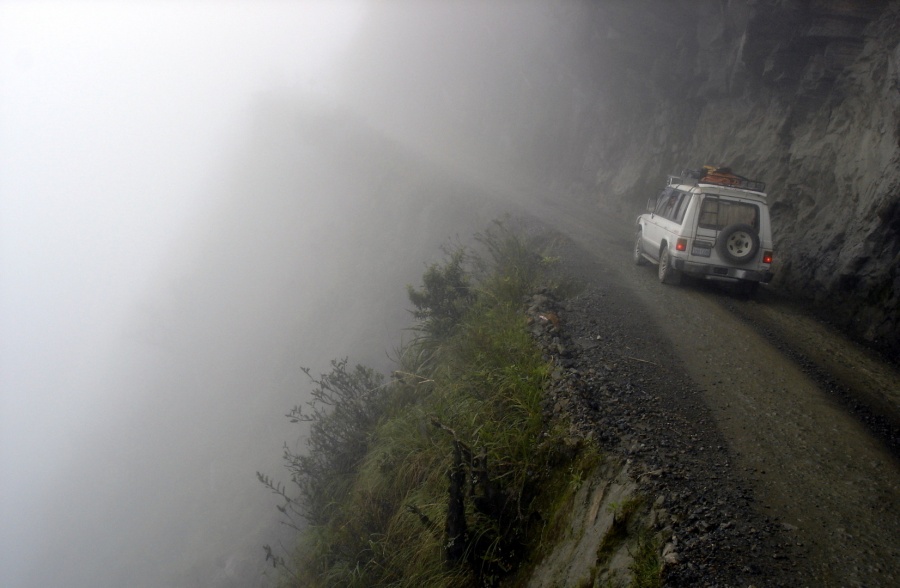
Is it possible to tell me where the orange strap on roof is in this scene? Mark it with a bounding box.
[701,165,747,187]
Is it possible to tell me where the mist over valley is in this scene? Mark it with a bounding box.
[2,2,898,587]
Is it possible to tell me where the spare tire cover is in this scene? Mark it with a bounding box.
[717,223,760,264]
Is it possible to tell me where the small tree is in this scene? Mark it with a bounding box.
[260,359,387,529]
[407,249,475,341]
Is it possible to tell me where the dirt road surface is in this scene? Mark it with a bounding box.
[529,197,900,587]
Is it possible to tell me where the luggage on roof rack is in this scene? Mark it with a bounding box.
[676,165,766,192]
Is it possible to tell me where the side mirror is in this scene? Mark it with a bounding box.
[647,198,655,213]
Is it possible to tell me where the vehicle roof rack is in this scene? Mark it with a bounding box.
[699,179,766,192]
[668,175,696,186]
[669,167,766,193]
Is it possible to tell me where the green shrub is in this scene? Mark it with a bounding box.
[407,248,474,341]
[259,359,387,532]
[262,219,587,587]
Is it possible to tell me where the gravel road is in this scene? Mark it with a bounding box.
[527,198,900,587]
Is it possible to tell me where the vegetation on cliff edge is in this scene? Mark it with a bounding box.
[259,219,604,587]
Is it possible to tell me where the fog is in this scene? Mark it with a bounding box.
[0,2,595,586]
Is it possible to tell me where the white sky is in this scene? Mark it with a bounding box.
[0,2,363,585]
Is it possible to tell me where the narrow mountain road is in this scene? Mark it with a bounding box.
[528,197,900,586]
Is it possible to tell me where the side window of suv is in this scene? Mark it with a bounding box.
[654,187,676,216]
[671,191,691,224]
[655,189,690,225]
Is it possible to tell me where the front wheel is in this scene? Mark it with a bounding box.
[658,246,681,285]
[634,230,647,265]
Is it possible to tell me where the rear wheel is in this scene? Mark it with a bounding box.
[634,230,647,265]
[658,246,681,285]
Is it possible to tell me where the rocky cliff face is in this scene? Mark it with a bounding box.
[574,0,900,355]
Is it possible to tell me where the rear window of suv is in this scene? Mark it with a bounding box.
[697,196,759,231]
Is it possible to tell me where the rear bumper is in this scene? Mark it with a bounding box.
[673,259,774,283]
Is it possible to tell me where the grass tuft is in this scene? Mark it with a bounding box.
[628,531,662,588]
[262,219,595,587]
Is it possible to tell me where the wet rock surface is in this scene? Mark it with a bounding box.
[570,1,900,355]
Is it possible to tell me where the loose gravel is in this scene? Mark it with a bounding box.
[526,242,802,587]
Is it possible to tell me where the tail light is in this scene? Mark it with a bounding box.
[762,250,773,264]
[676,238,687,252]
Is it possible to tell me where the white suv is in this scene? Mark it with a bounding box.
[634,169,774,294]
